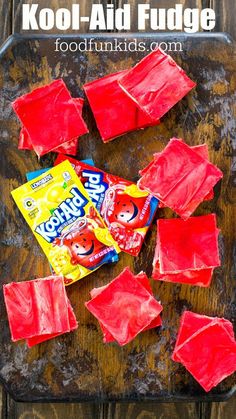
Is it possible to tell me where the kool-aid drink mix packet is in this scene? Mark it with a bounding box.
[11,161,120,285]
[55,156,159,256]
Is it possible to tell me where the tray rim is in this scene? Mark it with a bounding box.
[0,374,235,403]
[0,32,235,404]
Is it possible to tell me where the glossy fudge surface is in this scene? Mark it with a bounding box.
[3,276,70,341]
[173,312,235,356]
[84,70,159,142]
[152,262,213,287]
[172,312,236,392]
[86,267,163,346]
[138,139,223,219]
[157,215,220,273]
[18,97,84,154]
[90,271,162,343]
[119,48,196,121]
[13,80,88,156]
[152,143,214,207]
[26,298,78,347]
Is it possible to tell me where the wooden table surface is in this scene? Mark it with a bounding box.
[0,1,235,418]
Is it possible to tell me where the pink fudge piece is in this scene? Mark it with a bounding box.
[119,48,196,121]
[13,80,88,156]
[84,70,159,143]
[138,138,223,219]
[18,98,84,156]
[154,143,214,208]
[90,271,162,343]
[3,276,70,342]
[172,312,236,392]
[85,267,163,346]
[156,215,221,274]
[26,298,78,347]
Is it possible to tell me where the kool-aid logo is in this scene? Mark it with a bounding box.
[35,187,88,243]
[82,170,108,211]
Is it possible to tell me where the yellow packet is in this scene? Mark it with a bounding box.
[11,160,120,285]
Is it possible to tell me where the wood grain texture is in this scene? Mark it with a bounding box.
[6,399,103,419]
[4,396,236,419]
[210,0,236,39]
[0,399,210,419]
[210,396,236,419]
[0,0,12,45]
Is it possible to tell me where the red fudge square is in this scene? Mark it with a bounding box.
[152,262,213,287]
[13,80,88,156]
[138,139,223,219]
[172,311,235,359]
[19,127,79,156]
[121,272,162,330]
[18,127,32,150]
[152,222,214,287]
[90,271,162,343]
[119,48,196,121]
[53,138,78,156]
[85,267,163,346]
[18,98,84,156]
[153,143,214,208]
[26,298,78,347]
[191,144,214,200]
[157,215,220,274]
[3,276,70,341]
[90,285,116,343]
[84,70,159,143]
[51,98,84,155]
[172,312,236,392]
